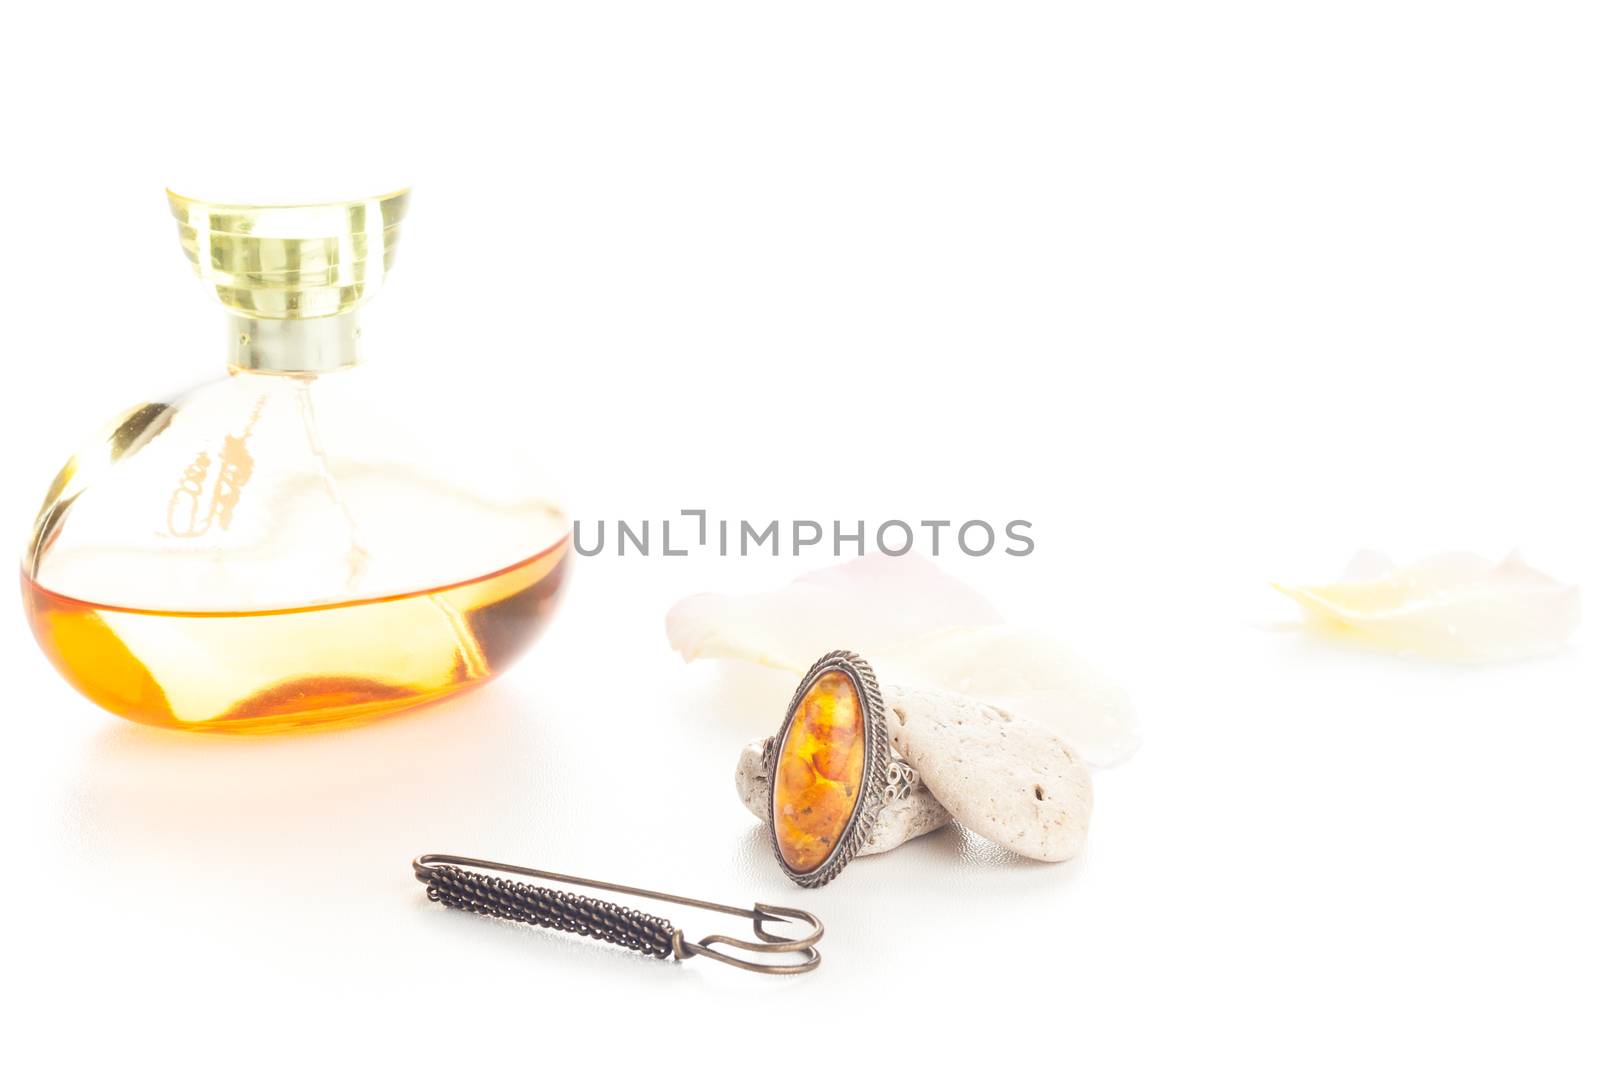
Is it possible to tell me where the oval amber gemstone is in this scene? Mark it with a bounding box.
[772,669,866,874]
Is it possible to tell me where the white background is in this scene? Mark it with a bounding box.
[2,2,1596,1062]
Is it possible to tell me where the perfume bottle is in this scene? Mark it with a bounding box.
[22,190,569,732]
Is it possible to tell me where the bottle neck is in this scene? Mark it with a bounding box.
[228,313,361,374]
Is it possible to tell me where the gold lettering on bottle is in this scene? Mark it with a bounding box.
[166,396,267,538]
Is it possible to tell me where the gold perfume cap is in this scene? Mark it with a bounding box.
[167,189,409,319]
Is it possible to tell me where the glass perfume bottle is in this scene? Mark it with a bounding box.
[22,190,569,732]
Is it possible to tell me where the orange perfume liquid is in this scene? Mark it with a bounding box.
[22,539,568,733]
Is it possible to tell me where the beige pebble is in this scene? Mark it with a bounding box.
[882,684,1092,862]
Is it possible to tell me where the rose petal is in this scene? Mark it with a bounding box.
[665,552,1002,672]
[666,553,1139,767]
[1274,551,1580,663]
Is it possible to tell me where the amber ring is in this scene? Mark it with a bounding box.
[761,650,916,888]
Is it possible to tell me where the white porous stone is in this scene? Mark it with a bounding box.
[881,684,1093,862]
[734,739,952,856]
